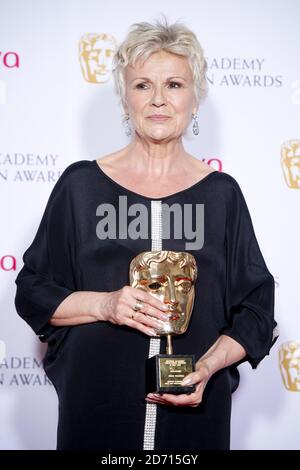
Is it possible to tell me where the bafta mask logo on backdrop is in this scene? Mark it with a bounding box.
[79,33,117,83]
[281,140,300,189]
[279,342,300,392]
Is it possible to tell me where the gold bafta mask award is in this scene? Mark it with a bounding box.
[130,251,198,395]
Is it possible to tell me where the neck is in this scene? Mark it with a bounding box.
[124,135,189,177]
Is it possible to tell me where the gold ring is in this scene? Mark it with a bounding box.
[134,300,144,312]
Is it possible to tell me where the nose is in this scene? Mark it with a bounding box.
[164,281,179,306]
[151,86,166,107]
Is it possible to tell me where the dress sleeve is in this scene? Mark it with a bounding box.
[15,167,77,341]
[221,179,277,368]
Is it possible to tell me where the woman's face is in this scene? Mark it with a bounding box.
[123,50,197,142]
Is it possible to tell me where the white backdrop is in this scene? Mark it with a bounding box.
[0,0,299,450]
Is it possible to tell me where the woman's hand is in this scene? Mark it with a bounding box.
[146,361,212,407]
[146,335,246,407]
[102,285,169,336]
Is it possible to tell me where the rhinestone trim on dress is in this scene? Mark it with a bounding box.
[143,200,162,450]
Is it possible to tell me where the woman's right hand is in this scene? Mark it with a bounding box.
[101,286,169,336]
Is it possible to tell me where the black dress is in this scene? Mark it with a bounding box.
[15,160,275,451]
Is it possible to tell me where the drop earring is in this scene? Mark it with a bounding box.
[192,113,199,136]
[122,114,132,137]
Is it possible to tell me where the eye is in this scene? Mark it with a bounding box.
[148,282,162,290]
[135,82,149,90]
[178,280,192,292]
[168,81,182,89]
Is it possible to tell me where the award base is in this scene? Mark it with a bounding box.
[146,354,196,395]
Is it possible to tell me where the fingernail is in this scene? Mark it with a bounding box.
[149,330,158,336]
[162,305,169,311]
[181,378,193,386]
[162,314,170,320]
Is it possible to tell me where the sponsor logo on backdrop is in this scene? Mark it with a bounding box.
[0,356,52,387]
[279,342,300,392]
[202,158,222,172]
[79,33,117,84]
[0,50,19,69]
[0,50,19,104]
[0,153,62,183]
[206,57,282,88]
[0,255,16,271]
[281,140,300,189]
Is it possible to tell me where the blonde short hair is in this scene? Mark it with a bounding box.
[112,17,207,108]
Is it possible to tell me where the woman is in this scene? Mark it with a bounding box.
[15,18,276,450]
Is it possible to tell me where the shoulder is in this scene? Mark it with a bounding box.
[211,171,244,195]
[206,171,249,214]
[59,159,94,183]
[53,160,96,191]
[187,156,239,189]
[47,160,95,203]
[212,172,252,221]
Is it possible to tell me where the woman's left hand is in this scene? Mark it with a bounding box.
[146,335,246,407]
[146,361,212,407]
